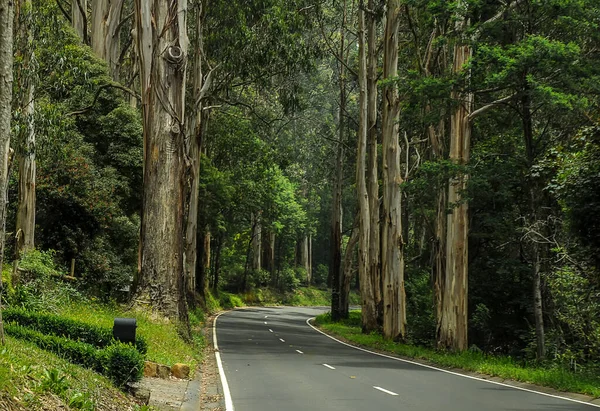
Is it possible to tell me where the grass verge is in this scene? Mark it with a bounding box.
[238,287,360,307]
[314,311,600,398]
[0,335,142,410]
[58,301,203,370]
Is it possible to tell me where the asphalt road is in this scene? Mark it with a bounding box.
[215,306,599,411]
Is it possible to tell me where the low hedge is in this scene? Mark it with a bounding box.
[3,308,148,355]
[4,324,144,386]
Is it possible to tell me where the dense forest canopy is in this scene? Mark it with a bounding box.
[0,0,598,371]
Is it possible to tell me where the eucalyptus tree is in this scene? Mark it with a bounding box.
[0,0,14,345]
[14,0,37,262]
[356,0,377,331]
[381,0,406,341]
[133,0,189,323]
[91,0,124,81]
[71,0,87,43]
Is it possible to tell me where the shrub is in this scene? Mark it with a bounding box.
[101,342,145,387]
[218,292,244,309]
[4,324,144,386]
[3,308,148,355]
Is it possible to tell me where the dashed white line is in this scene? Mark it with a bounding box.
[269,329,273,333]
[264,321,268,324]
[265,315,268,318]
[374,386,399,396]
[307,318,600,409]
[296,350,304,354]
[322,364,336,370]
[279,338,285,343]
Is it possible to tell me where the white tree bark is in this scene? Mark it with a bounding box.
[367,0,381,321]
[0,0,15,345]
[91,0,124,80]
[357,1,377,332]
[72,0,87,43]
[184,0,205,301]
[15,0,36,260]
[381,0,406,341]
[439,28,472,351]
[134,0,189,322]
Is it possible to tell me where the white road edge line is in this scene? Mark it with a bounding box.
[296,350,304,354]
[374,386,399,396]
[322,364,336,370]
[306,318,600,409]
[214,312,235,411]
[279,338,285,343]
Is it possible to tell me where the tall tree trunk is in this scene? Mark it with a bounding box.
[330,0,347,322]
[91,0,124,81]
[197,228,210,299]
[341,222,359,320]
[184,0,205,305]
[251,213,261,271]
[522,86,545,361]
[381,0,406,341]
[430,118,448,343]
[212,234,222,291]
[15,0,36,262]
[367,0,381,323]
[300,235,310,284]
[72,0,88,44]
[0,0,14,346]
[134,0,189,324]
[267,231,275,280]
[357,1,377,332]
[439,30,472,351]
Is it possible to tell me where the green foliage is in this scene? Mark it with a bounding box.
[101,342,145,387]
[218,292,245,310]
[40,368,70,396]
[3,308,148,355]
[18,249,63,279]
[4,324,144,386]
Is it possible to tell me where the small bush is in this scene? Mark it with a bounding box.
[101,342,144,387]
[218,292,244,309]
[4,308,148,355]
[4,324,144,386]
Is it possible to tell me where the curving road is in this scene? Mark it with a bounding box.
[214,306,600,411]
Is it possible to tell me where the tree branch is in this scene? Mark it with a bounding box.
[56,0,71,23]
[66,83,140,116]
[468,94,517,122]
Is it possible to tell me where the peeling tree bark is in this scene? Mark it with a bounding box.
[381,0,406,341]
[439,30,472,351]
[330,0,347,322]
[134,0,189,324]
[357,0,377,332]
[15,0,36,262]
[184,0,205,304]
[366,0,381,324]
[0,0,14,345]
[91,0,124,81]
[72,0,88,43]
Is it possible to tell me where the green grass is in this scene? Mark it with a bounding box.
[315,311,600,398]
[58,301,202,370]
[0,335,140,410]
[238,287,360,307]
